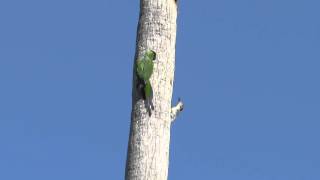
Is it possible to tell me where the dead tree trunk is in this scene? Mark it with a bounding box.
[125,0,182,180]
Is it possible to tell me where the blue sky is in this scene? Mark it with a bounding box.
[1,0,320,179]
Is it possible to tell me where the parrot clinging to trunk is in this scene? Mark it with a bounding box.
[136,50,156,116]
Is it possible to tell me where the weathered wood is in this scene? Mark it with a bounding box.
[125,0,178,180]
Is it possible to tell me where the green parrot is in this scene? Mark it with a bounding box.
[136,50,156,115]
[136,50,156,99]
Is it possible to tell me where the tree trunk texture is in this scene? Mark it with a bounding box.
[125,0,178,180]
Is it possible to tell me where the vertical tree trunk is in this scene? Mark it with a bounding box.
[125,0,182,180]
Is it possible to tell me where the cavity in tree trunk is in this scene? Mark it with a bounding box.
[125,0,183,180]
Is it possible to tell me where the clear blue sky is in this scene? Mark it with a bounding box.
[1,0,320,179]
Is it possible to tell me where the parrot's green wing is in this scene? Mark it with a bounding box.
[136,50,155,81]
[136,59,145,80]
[142,59,153,80]
[144,80,153,99]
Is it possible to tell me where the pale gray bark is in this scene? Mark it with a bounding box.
[125,0,181,180]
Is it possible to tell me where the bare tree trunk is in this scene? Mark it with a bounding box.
[125,0,182,180]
